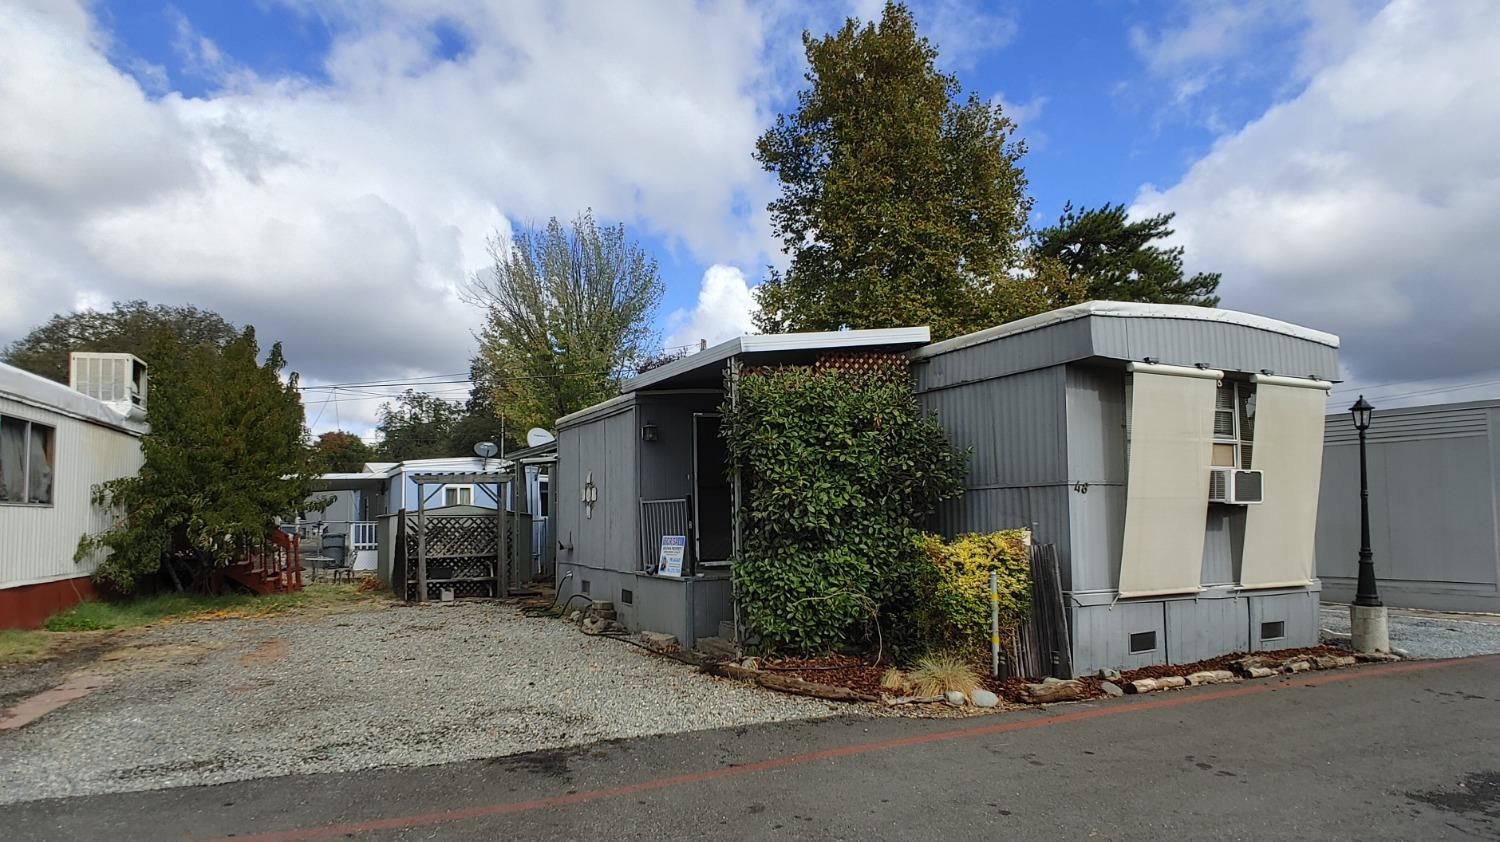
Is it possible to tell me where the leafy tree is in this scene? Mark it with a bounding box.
[467,210,663,433]
[313,431,374,472]
[2,300,239,383]
[373,390,465,461]
[723,357,967,656]
[1031,203,1222,306]
[78,329,319,593]
[753,2,1034,340]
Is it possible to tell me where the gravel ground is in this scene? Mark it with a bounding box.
[0,601,835,804]
[1320,603,1500,659]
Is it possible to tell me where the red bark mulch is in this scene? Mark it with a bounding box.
[755,644,1354,707]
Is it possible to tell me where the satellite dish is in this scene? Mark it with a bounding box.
[526,428,556,447]
[473,441,499,459]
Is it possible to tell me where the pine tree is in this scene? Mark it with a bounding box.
[1031,203,1222,306]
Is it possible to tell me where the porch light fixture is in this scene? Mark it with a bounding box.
[640,423,659,442]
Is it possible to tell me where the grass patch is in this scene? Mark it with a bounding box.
[0,629,55,665]
[42,583,381,632]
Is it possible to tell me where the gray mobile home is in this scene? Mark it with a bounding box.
[912,302,1341,675]
[1316,399,1500,613]
[552,329,930,648]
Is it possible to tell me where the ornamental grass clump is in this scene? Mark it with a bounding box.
[907,654,982,697]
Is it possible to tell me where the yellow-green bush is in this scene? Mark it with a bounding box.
[915,530,1031,650]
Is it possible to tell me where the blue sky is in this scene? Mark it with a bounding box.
[3,1,1497,436]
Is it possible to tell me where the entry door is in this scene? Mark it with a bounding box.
[692,414,734,562]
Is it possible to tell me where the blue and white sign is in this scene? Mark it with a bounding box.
[658,535,687,577]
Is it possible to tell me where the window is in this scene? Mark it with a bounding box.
[443,485,473,506]
[1212,381,1256,469]
[0,415,55,505]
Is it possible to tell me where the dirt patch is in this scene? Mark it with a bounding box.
[0,631,124,708]
[239,639,288,666]
[91,642,221,675]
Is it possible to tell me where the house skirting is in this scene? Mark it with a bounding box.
[556,561,732,649]
[0,576,96,630]
[1067,583,1322,675]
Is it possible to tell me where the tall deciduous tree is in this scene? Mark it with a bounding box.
[373,390,465,461]
[2,300,240,383]
[313,430,374,472]
[467,210,663,433]
[1031,203,1222,306]
[753,2,1034,340]
[79,329,319,593]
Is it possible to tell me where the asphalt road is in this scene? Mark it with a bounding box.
[5,655,1500,841]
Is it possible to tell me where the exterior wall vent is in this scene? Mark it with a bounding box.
[620,588,633,605]
[581,579,591,595]
[1128,631,1158,654]
[1260,620,1286,641]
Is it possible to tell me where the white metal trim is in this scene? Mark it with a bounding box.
[1251,373,1334,391]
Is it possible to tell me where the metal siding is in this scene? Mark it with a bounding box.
[1095,317,1339,380]
[604,410,638,573]
[1317,405,1500,605]
[921,366,1068,488]
[1069,601,1166,674]
[0,396,143,589]
[1165,597,1249,664]
[1201,509,1236,586]
[1248,592,1319,651]
[914,319,1094,393]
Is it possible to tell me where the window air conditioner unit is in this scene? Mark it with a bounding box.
[1208,467,1263,505]
[69,352,148,420]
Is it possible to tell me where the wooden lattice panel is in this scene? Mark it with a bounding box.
[399,512,522,601]
[743,351,908,382]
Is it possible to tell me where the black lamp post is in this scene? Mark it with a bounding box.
[1349,395,1381,607]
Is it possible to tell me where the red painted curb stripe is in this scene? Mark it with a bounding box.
[0,675,110,732]
[211,655,1500,842]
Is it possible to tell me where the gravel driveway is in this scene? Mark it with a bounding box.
[1321,603,1500,659]
[0,600,833,804]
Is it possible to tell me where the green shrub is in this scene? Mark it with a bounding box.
[914,530,1031,651]
[724,357,966,655]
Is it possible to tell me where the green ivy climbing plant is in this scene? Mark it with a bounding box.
[722,357,967,656]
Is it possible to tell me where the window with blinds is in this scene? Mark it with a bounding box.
[1211,381,1256,470]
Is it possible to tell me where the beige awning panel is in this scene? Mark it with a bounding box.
[1119,362,1223,598]
[1240,374,1333,589]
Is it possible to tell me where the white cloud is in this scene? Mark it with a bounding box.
[0,0,788,391]
[1132,0,1500,391]
[665,264,758,352]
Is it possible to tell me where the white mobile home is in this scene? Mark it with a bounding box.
[1,354,147,628]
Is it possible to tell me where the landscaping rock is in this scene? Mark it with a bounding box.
[1283,660,1312,673]
[944,690,967,707]
[640,631,679,652]
[1100,680,1124,697]
[1312,655,1344,670]
[1042,676,1065,685]
[1156,676,1187,690]
[1020,679,1087,704]
[1128,679,1158,694]
[1097,668,1122,681]
[1247,667,1277,679]
[1230,654,1278,676]
[1335,655,1357,667]
[1186,670,1236,686]
[1354,650,1401,663]
[970,689,999,708]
